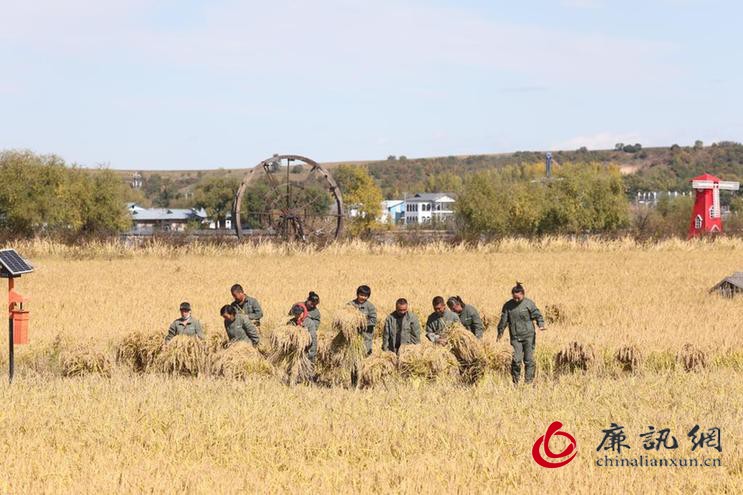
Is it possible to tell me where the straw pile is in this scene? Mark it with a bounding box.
[677,343,708,372]
[482,331,512,376]
[317,307,368,387]
[398,343,459,382]
[154,335,209,376]
[615,345,643,373]
[115,331,164,372]
[268,325,313,385]
[439,322,487,384]
[555,341,596,374]
[211,341,274,379]
[359,351,398,389]
[60,343,112,378]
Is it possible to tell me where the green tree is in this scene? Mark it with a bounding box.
[334,165,384,235]
[193,176,240,229]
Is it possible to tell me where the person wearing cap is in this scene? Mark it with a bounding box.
[230,284,263,326]
[165,302,205,342]
[303,292,321,364]
[425,295,460,343]
[220,304,260,345]
[382,298,421,354]
[349,285,377,356]
[446,296,484,339]
[496,282,546,385]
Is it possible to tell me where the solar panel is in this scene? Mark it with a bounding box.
[0,249,33,276]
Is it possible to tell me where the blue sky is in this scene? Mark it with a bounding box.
[1,0,741,170]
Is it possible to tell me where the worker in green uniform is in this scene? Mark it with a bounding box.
[382,298,421,354]
[220,304,260,345]
[426,295,459,343]
[165,302,205,341]
[230,284,263,326]
[349,285,377,356]
[446,296,484,339]
[304,291,321,364]
[496,282,546,385]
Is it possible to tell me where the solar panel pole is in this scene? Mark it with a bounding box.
[8,277,14,383]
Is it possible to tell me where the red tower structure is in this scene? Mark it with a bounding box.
[689,173,739,237]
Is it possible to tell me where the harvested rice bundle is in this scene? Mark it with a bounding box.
[154,335,209,376]
[615,345,644,373]
[359,351,398,389]
[332,305,367,340]
[677,343,708,372]
[439,322,487,384]
[115,331,164,372]
[398,344,459,382]
[211,341,274,379]
[482,331,512,376]
[316,307,369,387]
[269,325,313,385]
[480,312,500,331]
[60,343,112,378]
[554,341,596,374]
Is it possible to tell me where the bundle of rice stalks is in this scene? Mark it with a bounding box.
[439,323,487,384]
[481,332,512,376]
[398,344,459,382]
[359,351,398,389]
[554,341,596,374]
[480,312,500,331]
[60,343,112,378]
[154,335,209,376]
[115,331,164,372]
[615,345,644,373]
[316,308,369,388]
[268,325,313,385]
[544,304,568,325]
[332,305,367,340]
[210,341,274,379]
[677,343,708,372]
[206,332,229,354]
[18,333,72,375]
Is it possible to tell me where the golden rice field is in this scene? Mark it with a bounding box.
[0,238,741,493]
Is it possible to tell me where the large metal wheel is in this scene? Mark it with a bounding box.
[232,155,344,242]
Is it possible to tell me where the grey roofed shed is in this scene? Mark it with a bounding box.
[710,272,743,298]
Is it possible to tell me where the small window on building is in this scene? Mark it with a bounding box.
[695,215,702,229]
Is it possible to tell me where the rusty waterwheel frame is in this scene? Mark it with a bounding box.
[232,155,344,242]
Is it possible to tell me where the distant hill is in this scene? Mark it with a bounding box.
[112,142,743,205]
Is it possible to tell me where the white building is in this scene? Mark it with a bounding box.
[379,200,405,224]
[403,193,456,225]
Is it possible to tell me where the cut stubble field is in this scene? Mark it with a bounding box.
[0,238,740,493]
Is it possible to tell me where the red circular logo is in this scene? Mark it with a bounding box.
[532,421,577,468]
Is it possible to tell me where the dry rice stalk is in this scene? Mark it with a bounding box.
[269,325,313,385]
[615,345,644,373]
[206,332,229,354]
[154,335,209,376]
[360,351,398,389]
[210,341,274,379]
[317,313,368,388]
[439,322,487,384]
[482,331,512,376]
[555,341,596,374]
[115,331,164,372]
[60,343,112,378]
[544,304,568,325]
[398,344,459,382]
[480,312,500,331]
[677,343,708,372]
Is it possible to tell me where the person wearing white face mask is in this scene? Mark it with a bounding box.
[165,302,205,342]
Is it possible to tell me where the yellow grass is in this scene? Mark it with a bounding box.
[0,239,741,493]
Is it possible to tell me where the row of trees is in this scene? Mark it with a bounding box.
[0,151,131,239]
[456,163,630,237]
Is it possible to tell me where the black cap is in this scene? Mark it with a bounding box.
[179,302,192,311]
[289,303,305,316]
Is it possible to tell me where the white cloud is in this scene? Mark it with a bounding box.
[0,0,679,85]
